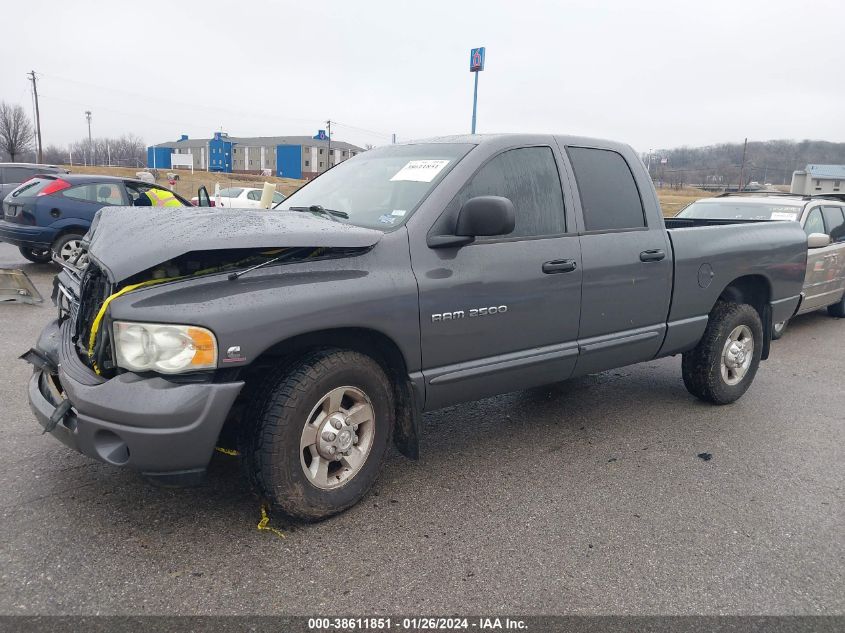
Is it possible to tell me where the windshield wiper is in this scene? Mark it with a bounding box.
[287,205,348,222]
[228,248,310,281]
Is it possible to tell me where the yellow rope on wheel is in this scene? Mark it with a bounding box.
[214,446,240,456]
[257,503,286,539]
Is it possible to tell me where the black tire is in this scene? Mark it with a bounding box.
[18,246,52,264]
[51,233,85,265]
[771,319,788,340]
[242,348,394,521]
[682,302,763,405]
[827,294,845,318]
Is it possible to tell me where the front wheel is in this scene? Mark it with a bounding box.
[243,349,394,521]
[682,302,763,405]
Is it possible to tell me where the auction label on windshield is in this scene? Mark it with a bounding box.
[391,159,450,182]
[770,211,798,220]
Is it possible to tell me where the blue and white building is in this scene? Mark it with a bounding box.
[147,132,364,179]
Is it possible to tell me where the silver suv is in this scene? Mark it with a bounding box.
[677,192,845,338]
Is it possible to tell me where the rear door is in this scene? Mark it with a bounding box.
[412,145,583,410]
[562,145,673,375]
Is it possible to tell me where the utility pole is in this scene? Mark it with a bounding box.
[738,137,748,192]
[85,111,93,165]
[325,119,332,171]
[28,71,43,163]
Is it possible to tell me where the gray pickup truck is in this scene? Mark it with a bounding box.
[25,134,807,520]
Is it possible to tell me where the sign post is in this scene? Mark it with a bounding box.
[469,47,485,134]
[313,128,330,172]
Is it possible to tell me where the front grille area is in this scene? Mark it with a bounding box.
[74,264,111,367]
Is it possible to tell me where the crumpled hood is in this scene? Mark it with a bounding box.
[86,207,383,281]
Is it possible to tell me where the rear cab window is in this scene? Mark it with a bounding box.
[566,146,646,232]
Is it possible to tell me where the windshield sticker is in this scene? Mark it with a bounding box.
[770,211,798,221]
[390,159,450,183]
[391,209,407,217]
[378,214,397,225]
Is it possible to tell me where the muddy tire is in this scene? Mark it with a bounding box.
[242,348,393,521]
[682,302,763,405]
[18,246,51,264]
[771,319,788,340]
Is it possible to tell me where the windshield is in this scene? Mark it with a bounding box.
[678,200,803,221]
[278,143,474,230]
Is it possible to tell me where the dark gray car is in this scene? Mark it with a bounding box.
[24,134,808,521]
[0,163,68,202]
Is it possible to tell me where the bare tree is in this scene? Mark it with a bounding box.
[42,144,68,165]
[0,102,35,162]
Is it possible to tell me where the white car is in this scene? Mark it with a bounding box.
[190,186,286,208]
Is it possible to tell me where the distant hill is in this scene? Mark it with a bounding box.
[644,140,845,189]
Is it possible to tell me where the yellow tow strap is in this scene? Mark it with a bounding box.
[214,446,240,456]
[257,503,286,539]
[87,277,179,374]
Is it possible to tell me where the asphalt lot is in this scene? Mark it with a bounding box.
[0,241,842,616]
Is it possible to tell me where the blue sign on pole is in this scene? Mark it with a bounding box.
[313,129,328,141]
[470,47,485,72]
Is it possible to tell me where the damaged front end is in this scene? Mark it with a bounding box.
[23,206,383,482]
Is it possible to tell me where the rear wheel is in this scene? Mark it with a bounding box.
[827,293,845,318]
[771,319,788,340]
[682,302,763,404]
[51,233,87,266]
[18,246,52,264]
[242,349,393,521]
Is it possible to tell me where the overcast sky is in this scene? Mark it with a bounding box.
[2,0,843,153]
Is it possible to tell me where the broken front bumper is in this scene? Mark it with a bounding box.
[26,319,244,485]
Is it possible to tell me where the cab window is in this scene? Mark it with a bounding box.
[247,190,262,201]
[450,146,567,239]
[803,208,825,236]
[822,206,845,242]
[567,146,646,232]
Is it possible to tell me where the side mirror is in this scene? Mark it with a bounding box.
[807,232,831,249]
[197,186,211,207]
[456,196,515,237]
[427,195,516,249]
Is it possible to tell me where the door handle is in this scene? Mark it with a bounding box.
[640,249,666,262]
[542,259,577,274]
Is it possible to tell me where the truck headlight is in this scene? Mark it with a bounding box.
[113,321,217,374]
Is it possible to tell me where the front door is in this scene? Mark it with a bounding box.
[410,146,582,410]
[802,206,845,310]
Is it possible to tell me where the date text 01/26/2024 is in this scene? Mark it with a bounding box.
[308,617,528,630]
